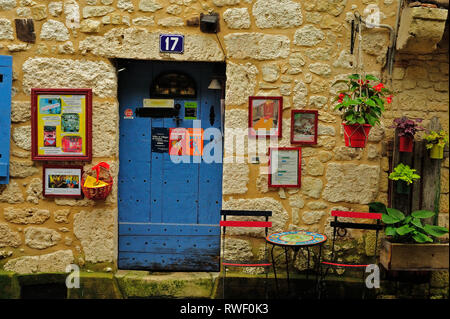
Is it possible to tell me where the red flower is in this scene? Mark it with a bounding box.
[338,93,345,103]
[373,83,384,92]
[386,95,393,104]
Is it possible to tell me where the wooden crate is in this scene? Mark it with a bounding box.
[380,238,449,271]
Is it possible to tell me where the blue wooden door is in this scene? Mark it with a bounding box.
[0,55,12,185]
[118,61,223,271]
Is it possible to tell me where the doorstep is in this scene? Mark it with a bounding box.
[0,269,219,299]
[114,270,219,299]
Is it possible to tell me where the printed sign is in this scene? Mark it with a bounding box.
[184,101,197,119]
[269,148,301,187]
[159,35,184,54]
[143,99,174,108]
[151,127,170,153]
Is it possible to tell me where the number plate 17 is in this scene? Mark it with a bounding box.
[159,35,184,54]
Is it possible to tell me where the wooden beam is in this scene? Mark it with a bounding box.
[421,117,442,225]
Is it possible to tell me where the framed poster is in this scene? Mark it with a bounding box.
[268,147,301,188]
[31,88,92,161]
[42,165,83,198]
[249,96,282,137]
[291,110,318,145]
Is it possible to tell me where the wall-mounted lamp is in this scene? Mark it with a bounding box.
[208,78,222,90]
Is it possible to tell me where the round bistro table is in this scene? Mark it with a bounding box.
[266,230,327,298]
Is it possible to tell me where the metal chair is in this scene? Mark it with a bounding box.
[319,210,383,299]
[220,210,272,299]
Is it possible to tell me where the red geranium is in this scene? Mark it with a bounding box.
[386,95,393,104]
[373,83,384,92]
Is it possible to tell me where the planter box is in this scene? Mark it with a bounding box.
[380,238,449,271]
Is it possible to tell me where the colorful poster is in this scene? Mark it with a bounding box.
[36,95,86,156]
[168,128,203,156]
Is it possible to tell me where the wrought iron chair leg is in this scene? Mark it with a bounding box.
[285,247,290,296]
[271,245,279,295]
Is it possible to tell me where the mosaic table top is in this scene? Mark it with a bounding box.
[266,230,327,247]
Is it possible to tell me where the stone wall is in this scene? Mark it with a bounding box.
[0,0,447,276]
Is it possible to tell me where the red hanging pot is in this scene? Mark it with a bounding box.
[342,123,372,148]
[398,135,414,152]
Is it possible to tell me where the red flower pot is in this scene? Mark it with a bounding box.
[399,135,414,152]
[342,123,372,148]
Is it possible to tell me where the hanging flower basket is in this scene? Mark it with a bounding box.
[333,74,393,149]
[342,123,372,148]
[398,135,414,153]
[81,162,113,200]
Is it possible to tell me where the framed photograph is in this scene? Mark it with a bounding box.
[31,88,92,161]
[249,96,282,137]
[268,147,301,188]
[43,165,83,198]
[291,110,318,145]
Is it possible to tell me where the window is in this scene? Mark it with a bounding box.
[150,71,196,98]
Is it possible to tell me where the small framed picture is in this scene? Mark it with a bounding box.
[268,147,301,188]
[31,88,92,161]
[291,110,318,145]
[43,165,83,198]
[248,96,282,137]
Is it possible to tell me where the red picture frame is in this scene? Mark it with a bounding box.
[268,147,301,188]
[42,164,84,198]
[248,96,282,138]
[31,88,92,161]
[291,110,318,145]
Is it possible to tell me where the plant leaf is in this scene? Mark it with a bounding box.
[385,226,397,236]
[387,208,405,221]
[412,231,434,243]
[365,74,380,82]
[382,214,400,224]
[411,218,423,229]
[423,224,449,237]
[396,224,414,236]
[411,210,435,219]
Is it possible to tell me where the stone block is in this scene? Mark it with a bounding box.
[396,7,448,54]
[3,250,74,274]
[252,0,303,29]
[24,227,61,249]
[322,163,380,204]
[224,33,290,60]
[73,209,116,263]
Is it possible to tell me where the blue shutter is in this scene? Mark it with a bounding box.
[0,55,13,185]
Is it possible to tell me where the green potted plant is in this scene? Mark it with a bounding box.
[369,202,449,271]
[334,74,392,148]
[388,163,420,194]
[424,130,448,159]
